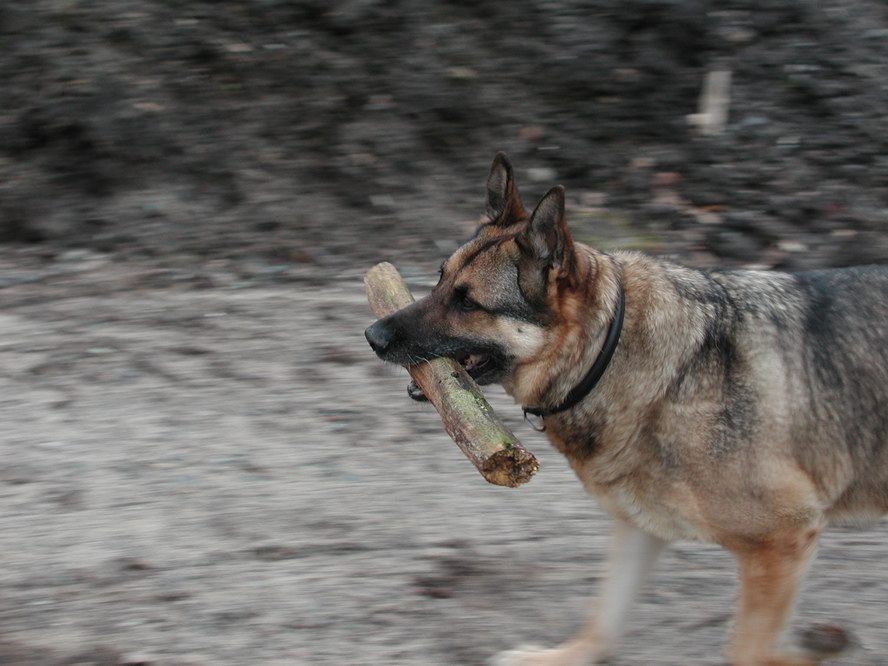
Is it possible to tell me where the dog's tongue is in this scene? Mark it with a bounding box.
[464,354,482,370]
[464,354,490,373]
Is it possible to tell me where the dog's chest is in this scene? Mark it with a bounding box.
[581,475,710,541]
[551,434,712,541]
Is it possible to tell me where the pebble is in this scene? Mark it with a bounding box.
[777,239,808,253]
[369,194,396,208]
[526,167,556,183]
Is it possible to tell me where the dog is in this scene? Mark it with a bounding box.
[364,153,888,665]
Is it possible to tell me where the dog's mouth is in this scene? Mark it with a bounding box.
[455,351,501,384]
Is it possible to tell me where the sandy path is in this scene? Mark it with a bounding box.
[0,249,886,665]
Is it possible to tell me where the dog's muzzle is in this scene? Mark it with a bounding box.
[364,320,395,356]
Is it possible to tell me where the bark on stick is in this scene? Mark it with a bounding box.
[364,262,539,487]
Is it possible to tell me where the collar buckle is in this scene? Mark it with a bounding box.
[523,409,547,432]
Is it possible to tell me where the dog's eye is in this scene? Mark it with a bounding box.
[461,297,479,312]
[455,288,479,312]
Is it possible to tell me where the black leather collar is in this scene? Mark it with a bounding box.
[523,270,625,425]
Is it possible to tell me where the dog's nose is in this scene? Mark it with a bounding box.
[365,321,394,355]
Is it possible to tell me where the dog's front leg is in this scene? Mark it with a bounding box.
[490,520,669,666]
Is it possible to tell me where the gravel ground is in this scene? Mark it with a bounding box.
[4,1,888,664]
[5,0,888,272]
[2,247,888,665]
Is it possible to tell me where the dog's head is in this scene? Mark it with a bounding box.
[365,153,586,390]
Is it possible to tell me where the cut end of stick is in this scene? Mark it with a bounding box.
[481,447,541,488]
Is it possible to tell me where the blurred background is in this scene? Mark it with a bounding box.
[2,1,888,665]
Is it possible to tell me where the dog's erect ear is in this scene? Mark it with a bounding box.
[486,152,525,224]
[521,185,574,273]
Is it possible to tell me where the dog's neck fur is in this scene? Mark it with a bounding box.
[506,248,711,467]
[504,244,622,408]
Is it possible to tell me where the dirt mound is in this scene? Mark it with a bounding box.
[2,0,887,270]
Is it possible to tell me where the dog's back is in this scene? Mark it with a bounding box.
[709,264,888,523]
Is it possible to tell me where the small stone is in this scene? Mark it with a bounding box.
[580,191,607,207]
[725,27,756,44]
[132,102,164,113]
[526,167,556,183]
[518,125,544,142]
[224,42,253,53]
[58,249,91,263]
[862,28,888,40]
[653,171,682,188]
[777,240,808,253]
[445,66,477,80]
[118,652,156,666]
[364,95,393,111]
[37,440,68,449]
[369,194,396,208]
[631,156,656,169]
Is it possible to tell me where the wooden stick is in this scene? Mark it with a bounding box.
[364,262,539,487]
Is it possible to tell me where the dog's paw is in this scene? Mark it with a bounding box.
[487,645,549,666]
[487,644,605,666]
[407,379,428,402]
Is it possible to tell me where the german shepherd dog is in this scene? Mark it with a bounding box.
[365,153,888,665]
